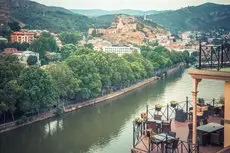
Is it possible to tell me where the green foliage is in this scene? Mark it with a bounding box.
[27,55,38,66]
[8,21,21,31]
[29,32,58,62]
[60,44,77,60]
[66,54,102,99]
[18,66,58,113]
[9,0,92,33]
[45,62,80,101]
[148,3,230,32]
[59,32,82,45]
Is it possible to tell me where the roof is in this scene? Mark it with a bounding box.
[2,48,22,54]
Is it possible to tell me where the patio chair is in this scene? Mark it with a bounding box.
[202,119,208,125]
[154,114,162,133]
[207,104,215,116]
[168,131,176,137]
[220,119,224,125]
[151,138,163,152]
[162,122,171,133]
[147,121,157,134]
[210,130,224,145]
[165,138,179,153]
[197,132,210,146]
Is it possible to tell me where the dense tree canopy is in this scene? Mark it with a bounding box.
[59,32,82,45]
[18,67,57,114]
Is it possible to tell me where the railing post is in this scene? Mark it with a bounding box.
[181,141,183,153]
[146,105,148,117]
[133,121,135,147]
[167,104,169,121]
[186,96,189,115]
[199,42,201,69]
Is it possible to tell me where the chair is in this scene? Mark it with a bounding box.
[198,132,210,146]
[168,131,176,137]
[162,122,171,133]
[154,114,162,133]
[165,138,179,153]
[220,119,224,125]
[210,130,224,145]
[151,137,163,152]
[147,121,157,134]
[202,119,208,125]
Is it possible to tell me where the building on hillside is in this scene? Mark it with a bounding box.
[2,49,40,66]
[102,46,140,55]
[11,31,35,43]
[14,51,40,66]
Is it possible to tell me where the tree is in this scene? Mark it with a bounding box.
[29,32,58,63]
[45,62,80,102]
[66,54,102,100]
[8,21,21,31]
[1,80,22,121]
[59,32,82,45]
[84,43,94,50]
[18,66,57,114]
[60,44,77,60]
[27,55,38,66]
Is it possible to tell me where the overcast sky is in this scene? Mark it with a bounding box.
[32,0,230,10]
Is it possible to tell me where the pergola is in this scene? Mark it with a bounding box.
[188,69,230,147]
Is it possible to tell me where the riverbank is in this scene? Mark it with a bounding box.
[0,63,185,133]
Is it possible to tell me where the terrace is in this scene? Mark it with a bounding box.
[131,98,225,153]
[131,43,230,153]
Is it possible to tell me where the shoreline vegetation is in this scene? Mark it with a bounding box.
[0,63,185,133]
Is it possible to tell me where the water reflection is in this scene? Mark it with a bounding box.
[44,119,63,136]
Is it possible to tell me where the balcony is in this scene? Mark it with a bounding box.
[131,98,225,153]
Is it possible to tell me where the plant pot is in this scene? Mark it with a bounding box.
[170,103,177,108]
[155,107,162,112]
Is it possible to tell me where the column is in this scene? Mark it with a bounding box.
[224,81,230,147]
[192,78,201,145]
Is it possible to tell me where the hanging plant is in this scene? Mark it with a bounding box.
[155,104,163,112]
[135,117,143,126]
[170,101,178,108]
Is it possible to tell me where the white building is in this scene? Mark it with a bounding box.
[13,51,40,66]
[102,46,140,55]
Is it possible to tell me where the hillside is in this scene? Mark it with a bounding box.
[148,3,230,33]
[7,0,92,32]
[89,15,168,46]
[71,9,169,17]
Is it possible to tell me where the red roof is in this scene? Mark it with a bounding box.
[2,48,22,54]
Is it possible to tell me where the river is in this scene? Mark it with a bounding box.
[0,69,224,153]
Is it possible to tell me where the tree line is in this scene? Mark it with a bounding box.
[0,44,192,123]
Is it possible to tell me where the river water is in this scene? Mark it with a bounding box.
[0,69,224,153]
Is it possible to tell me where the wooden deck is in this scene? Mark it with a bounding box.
[131,116,223,153]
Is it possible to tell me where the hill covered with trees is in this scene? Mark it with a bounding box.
[148,3,230,33]
[6,0,92,32]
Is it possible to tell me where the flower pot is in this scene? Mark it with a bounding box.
[155,107,162,112]
[170,103,177,108]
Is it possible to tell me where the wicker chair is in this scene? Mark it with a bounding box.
[165,138,179,153]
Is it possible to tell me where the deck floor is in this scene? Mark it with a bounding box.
[131,116,223,153]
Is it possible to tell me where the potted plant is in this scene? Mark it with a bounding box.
[170,101,178,108]
[135,117,143,126]
[198,98,205,106]
[155,104,163,112]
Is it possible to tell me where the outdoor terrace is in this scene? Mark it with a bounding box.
[131,98,225,153]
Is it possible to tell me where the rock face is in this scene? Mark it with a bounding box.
[91,15,167,45]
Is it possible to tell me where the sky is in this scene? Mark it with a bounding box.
[32,0,230,10]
